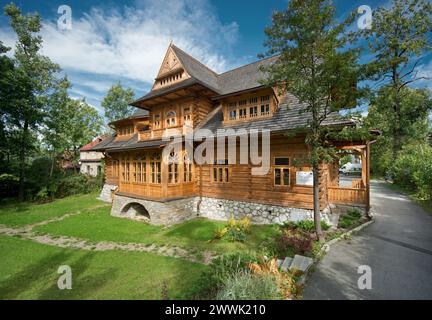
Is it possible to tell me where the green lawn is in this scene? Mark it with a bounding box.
[0,235,206,299]
[0,193,109,227]
[34,206,279,254]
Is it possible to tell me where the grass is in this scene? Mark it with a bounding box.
[0,235,206,299]
[338,208,363,229]
[0,193,109,227]
[34,206,279,254]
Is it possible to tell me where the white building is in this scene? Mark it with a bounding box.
[79,136,106,177]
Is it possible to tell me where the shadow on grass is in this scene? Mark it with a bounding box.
[0,250,117,300]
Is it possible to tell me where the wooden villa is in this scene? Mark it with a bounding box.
[92,43,373,225]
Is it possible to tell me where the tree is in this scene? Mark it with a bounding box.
[261,0,361,240]
[366,87,432,175]
[363,0,432,159]
[3,4,61,201]
[44,79,104,174]
[101,82,135,123]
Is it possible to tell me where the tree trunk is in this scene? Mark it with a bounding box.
[18,121,29,202]
[313,162,324,242]
[392,94,402,160]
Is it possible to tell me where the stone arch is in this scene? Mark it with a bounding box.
[121,202,150,222]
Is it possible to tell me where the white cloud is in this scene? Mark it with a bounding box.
[0,0,240,86]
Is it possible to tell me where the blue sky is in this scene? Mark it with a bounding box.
[0,0,431,117]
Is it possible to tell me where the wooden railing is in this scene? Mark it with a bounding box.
[328,187,366,205]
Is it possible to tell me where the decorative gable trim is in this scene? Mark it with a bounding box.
[152,44,191,91]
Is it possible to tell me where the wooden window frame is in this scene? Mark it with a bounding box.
[273,156,290,187]
[112,160,119,178]
[212,160,230,184]
[121,160,131,182]
[166,110,177,128]
[153,114,161,129]
[168,163,179,184]
[183,106,192,124]
[183,154,193,182]
[150,153,161,184]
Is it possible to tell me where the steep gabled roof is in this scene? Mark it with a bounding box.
[216,55,278,97]
[132,44,279,106]
[171,45,220,92]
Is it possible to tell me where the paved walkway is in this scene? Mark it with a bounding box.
[304,180,432,299]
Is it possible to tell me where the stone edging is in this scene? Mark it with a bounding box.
[318,218,375,258]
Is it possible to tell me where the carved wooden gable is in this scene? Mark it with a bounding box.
[158,48,180,76]
[152,45,190,90]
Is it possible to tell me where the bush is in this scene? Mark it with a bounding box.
[34,187,51,203]
[275,229,314,256]
[55,174,103,198]
[216,271,281,300]
[192,252,258,298]
[212,216,251,242]
[338,208,363,229]
[392,144,432,200]
[283,220,330,233]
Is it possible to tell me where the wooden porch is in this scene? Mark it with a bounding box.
[326,142,371,213]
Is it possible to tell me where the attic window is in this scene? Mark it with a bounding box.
[158,71,184,87]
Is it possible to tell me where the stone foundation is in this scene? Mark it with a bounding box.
[98,184,118,202]
[195,197,331,225]
[110,194,333,226]
[111,194,196,225]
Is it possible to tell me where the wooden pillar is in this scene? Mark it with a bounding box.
[366,142,371,217]
[361,148,367,188]
[162,150,168,199]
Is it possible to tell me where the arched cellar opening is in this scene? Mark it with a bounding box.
[121,202,150,222]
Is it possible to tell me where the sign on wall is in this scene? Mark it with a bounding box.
[296,171,313,186]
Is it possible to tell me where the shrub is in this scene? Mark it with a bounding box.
[392,144,432,200]
[248,257,298,299]
[216,271,281,300]
[283,220,330,233]
[34,187,51,203]
[212,216,251,242]
[55,174,103,198]
[192,252,258,298]
[275,229,314,256]
[338,208,363,229]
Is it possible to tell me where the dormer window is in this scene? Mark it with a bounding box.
[225,94,273,122]
[118,125,134,136]
[166,111,176,127]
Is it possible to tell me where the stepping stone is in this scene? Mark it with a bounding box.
[280,257,293,272]
[289,255,314,273]
[277,259,284,268]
